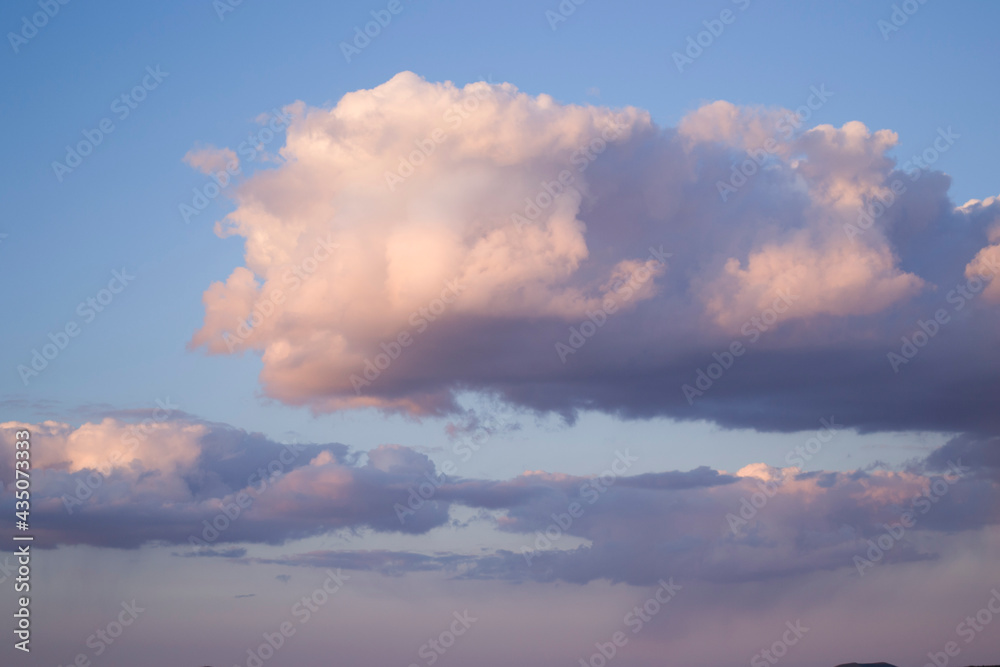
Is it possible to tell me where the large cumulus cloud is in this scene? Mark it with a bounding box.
[185,72,1000,433]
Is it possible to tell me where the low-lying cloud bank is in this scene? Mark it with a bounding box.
[2,417,997,586]
[185,72,1000,434]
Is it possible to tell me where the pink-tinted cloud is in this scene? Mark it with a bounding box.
[183,73,1000,434]
[183,144,239,175]
[2,417,997,591]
